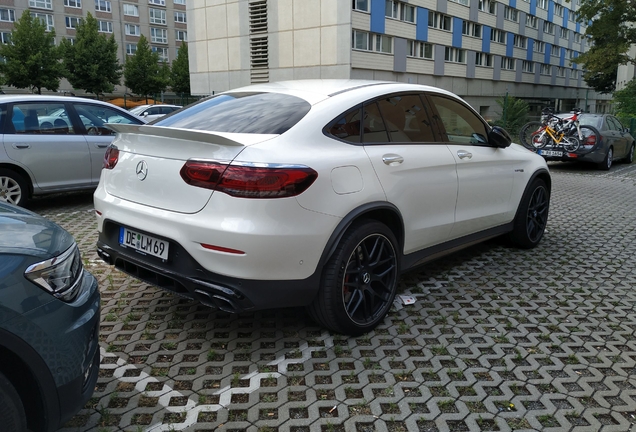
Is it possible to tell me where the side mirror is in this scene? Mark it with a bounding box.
[489,126,512,148]
[143,112,149,117]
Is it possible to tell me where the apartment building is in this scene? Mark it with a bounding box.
[187,0,611,118]
[0,0,187,93]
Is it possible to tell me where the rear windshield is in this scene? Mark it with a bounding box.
[578,115,602,129]
[153,92,311,134]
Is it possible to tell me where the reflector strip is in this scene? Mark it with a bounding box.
[200,243,245,255]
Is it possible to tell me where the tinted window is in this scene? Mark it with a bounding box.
[428,95,488,144]
[327,107,362,143]
[376,94,435,142]
[154,92,311,134]
[9,103,75,135]
[607,116,623,131]
[75,103,141,135]
[362,102,389,143]
[578,115,602,129]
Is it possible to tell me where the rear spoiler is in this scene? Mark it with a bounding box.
[105,123,249,147]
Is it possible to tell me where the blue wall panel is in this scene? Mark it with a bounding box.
[509,0,516,8]
[544,43,551,64]
[370,0,385,34]
[563,9,568,28]
[416,7,429,41]
[452,17,463,47]
[576,22,580,33]
[506,32,514,57]
[527,39,534,60]
[548,1,554,22]
[530,0,536,16]
[482,26,491,53]
[560,47,565,67]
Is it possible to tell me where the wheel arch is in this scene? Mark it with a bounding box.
[0,329,59,432]
[0,163,34,197]
[318,202,405,268]
[510,168,551,224]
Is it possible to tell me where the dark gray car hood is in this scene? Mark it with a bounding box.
[0,202,74,258]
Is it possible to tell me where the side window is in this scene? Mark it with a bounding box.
[9,103,74,135]
[326,107,363,143]
[428,95,489,144]
[376,94,435,142]
[75,103,139,135]
[362,102,389,143]
[607,117,621,131]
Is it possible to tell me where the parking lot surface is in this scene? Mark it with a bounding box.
[38,161,636,432]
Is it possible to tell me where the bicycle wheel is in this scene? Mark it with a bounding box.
[562,135,580,152]
[574,125,601,154]
[519,121,546,149]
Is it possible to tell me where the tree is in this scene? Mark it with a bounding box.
[491,95,529,138]
[0,11,63,94]
[612,79,636,124]
[60,12,122,98]
[123,35,170,102]
[573,0,636,93]
[170,42,190,96]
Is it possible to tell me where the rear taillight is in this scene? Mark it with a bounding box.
[584,134,597,146]
[103,145,119,169]
[180,161,318,198]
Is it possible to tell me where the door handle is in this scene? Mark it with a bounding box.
[457,150,472,159]
[12,144,30,149]
[382,154,404,166]
[94,143,109,148]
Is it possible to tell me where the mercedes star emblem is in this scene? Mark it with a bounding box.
[136,160,148,181]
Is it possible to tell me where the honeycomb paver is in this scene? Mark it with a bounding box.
[35,161,636,432]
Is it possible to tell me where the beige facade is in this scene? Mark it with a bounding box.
[189,0,611,115]
[0,0,187,93]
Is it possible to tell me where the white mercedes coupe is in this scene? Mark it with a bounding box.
[94,80,550,335]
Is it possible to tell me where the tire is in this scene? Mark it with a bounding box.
[508,178,550,249]
[0,371,27,432]
[0,169,29,207]
[519,121,544,149]
[576,125,601,154]
[308,220,400,336]
[597,146,613,171]
[625,143,634,164]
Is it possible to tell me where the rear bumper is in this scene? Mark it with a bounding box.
[97,230,321,313]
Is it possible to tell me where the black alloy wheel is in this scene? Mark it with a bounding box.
[525,184,550,244]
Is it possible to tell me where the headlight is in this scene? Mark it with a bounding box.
[25,243,84,302]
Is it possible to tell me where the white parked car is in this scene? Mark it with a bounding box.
[94,80,551,335]
[128,104,182,122]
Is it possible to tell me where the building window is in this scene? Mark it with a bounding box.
[555,4,564,16]
[490,29,506,43]
[501,57,515,70]
[475,52,492,67]
[29,0,52,10]
[351,30,393,53]
[407,40,433,58]
[429,12,452,31]
[149,0,165,5]
[149,8,166,25]
[98,20,113,33]
[352,0,369,12]
[385,1,415,23]
[151,46,168,61]
[95,0,111,12]
[125,23,140,36]
[126,43,136,55]
[526,14,537,28]
[538,0,548,9]
[569,9,577,22]
[534,41,545,53]
[462,21,482,38]
[175,29,187,41]
[31,12,53,30]
[0,8,15,22]
[150,27,167,43]
[503,6,518,22]
[543,21,554,34]
[574,32,581,43]
[560,27,569,39]
[66,37,75,44]
[450,0,469,6]
[444,47,466,63]
[557,67,566,77]
[173,0,185,4]
[174,11,186,23]
[514,35,526,48]
[0,32,10,43]
[540,64,551,75]
[65,16,82,29]
[64,0,81,8]
[478,0,496,13]
[123,4,138,16]
[401,4,415,22]
[571,69,578,79]
[522,60,533,72]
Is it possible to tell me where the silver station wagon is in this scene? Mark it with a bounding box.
[0,95,145,206]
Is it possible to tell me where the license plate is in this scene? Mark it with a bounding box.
[538,150,563,157]
[119,227,169,260]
